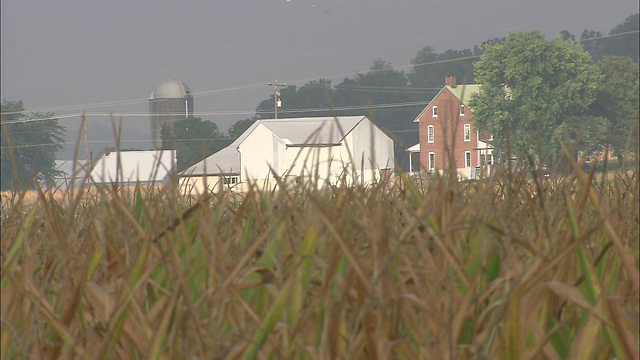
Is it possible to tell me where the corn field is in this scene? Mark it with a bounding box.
[1,156,638,359]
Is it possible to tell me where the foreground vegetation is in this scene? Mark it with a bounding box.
[1,156,638,359]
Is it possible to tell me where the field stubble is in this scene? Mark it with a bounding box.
[1,161,638,359]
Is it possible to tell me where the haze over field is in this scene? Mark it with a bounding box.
[1,0,638,158]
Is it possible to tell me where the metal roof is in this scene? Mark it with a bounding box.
[262,116,364,145]
[52,160,89,188]
[54,160,88,178]
[151,79,191,99]
[90,150,176,184]
[413,84,481,122]
[180,116,368,176]
[447,84,481,106]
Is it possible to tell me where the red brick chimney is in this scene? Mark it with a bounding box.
[445,75,457,88]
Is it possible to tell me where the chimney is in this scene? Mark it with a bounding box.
[445,75,457,88]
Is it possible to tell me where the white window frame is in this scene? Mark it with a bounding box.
[459,104,465,116]
[427,125,434,143]
[224,176,239,185]
[487,153,493,165]
[465,151,471,168]
[464,124,471,142]
[428,152,435,171]
[432,106,438,117]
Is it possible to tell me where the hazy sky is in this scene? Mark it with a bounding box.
[1,0,638,158]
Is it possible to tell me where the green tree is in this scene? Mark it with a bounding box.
[160,117,229,171]
[333,59,420,169]
[579,30,606,61]
[588,56,639,160]
[256,79,337,119]
[1,100,66,190]
[469,31,602,164]
[560,30,576,42]
[334,59,413,127]
[408,47,478,90]
[228,116,258,139]
[603,14,639,62]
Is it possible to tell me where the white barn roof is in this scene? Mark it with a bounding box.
[181,116,368,176]
[262,116,362,145]
[52,160,88,188]
[90,150,176,184]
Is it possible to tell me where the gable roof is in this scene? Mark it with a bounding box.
[51,160,89,188]
[180,116,368,176]
[262,116,364,145]
[413,84,481,122]
[90,150,176,184]
[54,160,88,178]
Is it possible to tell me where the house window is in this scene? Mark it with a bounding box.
[487,153,493,165]
[428,152,435,171]
[224,176,239,185]
[459,105,465,116]
[480,154,486,166]
[427,125,434,143]
[465,151,471,168]
[432,106,438,117]
[464,124,471,142]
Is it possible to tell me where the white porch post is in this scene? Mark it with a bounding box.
[409,152,413,173]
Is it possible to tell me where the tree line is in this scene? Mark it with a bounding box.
[2,14,638,189]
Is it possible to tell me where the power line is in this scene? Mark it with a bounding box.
[576,29,639,44]
[0,137,234,150]
[1,100,428,125]
[1,129,422,150]
[2,29,637,119]
[0,52,483,116]
[1,134,260,149]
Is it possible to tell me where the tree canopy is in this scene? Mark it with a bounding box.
[228,116,258,139]
[588,56,639,159]
[604,14,639,62]
[1,100,66,190]
[160,117,230,171]
[561,14,639,62]
[407,46,479,89]
[469,31,602,162]
[256,79,337,119]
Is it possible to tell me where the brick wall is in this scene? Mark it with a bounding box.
[418,88,477,172]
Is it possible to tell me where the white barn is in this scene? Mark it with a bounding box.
[179,116,394,194]
[90,150,176,185]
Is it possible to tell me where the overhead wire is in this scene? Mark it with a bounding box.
[1,100,429,125]
[1,128,418,150]
[2,29,637,147]
[3,29,636,118]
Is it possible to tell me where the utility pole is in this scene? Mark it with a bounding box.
[82,111,90,166]
[267,81,286,119]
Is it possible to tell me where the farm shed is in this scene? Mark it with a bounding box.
[90,150,176,186]
[179,116,394,194]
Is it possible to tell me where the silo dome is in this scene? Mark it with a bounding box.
[154,79,191,99]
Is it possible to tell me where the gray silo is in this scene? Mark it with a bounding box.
[149,79,194,149]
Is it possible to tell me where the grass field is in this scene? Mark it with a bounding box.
[1,157,638,359]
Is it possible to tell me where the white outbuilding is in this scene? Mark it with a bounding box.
[90,150,176,186]
[179,116,394,194]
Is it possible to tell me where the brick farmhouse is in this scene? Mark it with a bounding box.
[412,75,494,179]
